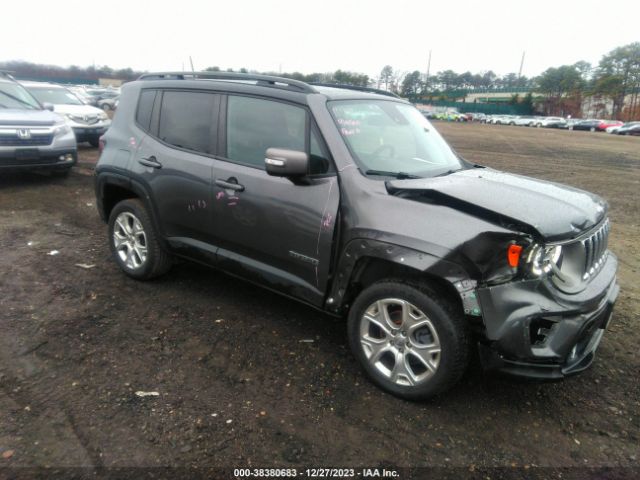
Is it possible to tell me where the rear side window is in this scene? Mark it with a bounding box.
[226,96,306,168]
[135,90,156,132]
[158,91,216,154]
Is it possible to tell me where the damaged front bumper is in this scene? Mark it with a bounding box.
[475,252,619,379]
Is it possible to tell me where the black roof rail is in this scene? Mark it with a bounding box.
[137,71,316,93]
[309,82,401,99]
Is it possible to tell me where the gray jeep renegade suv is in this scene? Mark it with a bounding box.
[0,71,77,174]
[95,72,619,399]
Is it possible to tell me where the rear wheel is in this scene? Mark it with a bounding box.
[101,103,112,111]
[348,281,470,400]
[108,199,172,280]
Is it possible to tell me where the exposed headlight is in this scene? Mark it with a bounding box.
[526,244,562,276]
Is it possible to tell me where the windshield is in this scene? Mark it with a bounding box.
[0,82,41,109]
[28,87,84,106]
[329,100,463,178]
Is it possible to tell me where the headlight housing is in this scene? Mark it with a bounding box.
[53,122,72,136]
[525,244,562,276]
[98,112,109,121]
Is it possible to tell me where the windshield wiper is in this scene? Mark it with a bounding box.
[365,170,422,179]
[434,168,463,177]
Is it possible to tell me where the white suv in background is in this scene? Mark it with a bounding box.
[21,81,111,147]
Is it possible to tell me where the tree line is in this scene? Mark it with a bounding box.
[393,42,640,120]
[2,41,638,119]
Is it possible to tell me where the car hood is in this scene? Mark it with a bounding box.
[52,104,104,115]
[0,108,62,126]
[386,168,607,241]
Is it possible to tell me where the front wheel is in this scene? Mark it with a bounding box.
[108,199,172,279]
[348,281,470,400]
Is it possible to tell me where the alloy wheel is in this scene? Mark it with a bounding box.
[359,298,441,387]
[113,212,148,269]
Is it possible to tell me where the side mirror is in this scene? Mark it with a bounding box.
[43,102,55,111]
[265,148,309,177]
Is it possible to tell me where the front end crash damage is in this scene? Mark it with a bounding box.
[475,253,619,379]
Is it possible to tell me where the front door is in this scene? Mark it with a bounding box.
[211,94,339,306]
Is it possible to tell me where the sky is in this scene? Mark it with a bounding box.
[1,0,639,79]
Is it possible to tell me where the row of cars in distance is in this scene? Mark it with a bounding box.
[466,113,639,135]
[419,108,639,135]
[0,71,112,175]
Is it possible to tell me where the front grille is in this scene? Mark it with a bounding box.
[69,115,99,125]
[581,218,610,280]
[0,135,53,146]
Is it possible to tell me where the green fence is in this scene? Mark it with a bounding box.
[409,99,532,115]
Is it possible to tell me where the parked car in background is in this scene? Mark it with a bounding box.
[559,118,581,130]
[513,116,535,126]
[0,72,77,175]
[597,120,623,132]
[617,122,640,135]
[98,96,119,111]
[470,113,487,122]
[534,116,566,128]
[570,119,602,132]
[22,81,112,147]
[68,87,98,106]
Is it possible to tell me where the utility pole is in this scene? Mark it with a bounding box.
[189,56,195,73]
[425,50,432,90]
[518,51,526,78]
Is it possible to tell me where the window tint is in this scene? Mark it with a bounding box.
[158,91,215,154]
[226,96,306,168]
[136,90,156,132]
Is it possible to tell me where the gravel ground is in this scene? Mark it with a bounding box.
[0,125,638,478]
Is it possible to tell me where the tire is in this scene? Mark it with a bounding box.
[108,199,172,280]
[88,137,100,148]
[101,103,112,111]
[347,280,470,400]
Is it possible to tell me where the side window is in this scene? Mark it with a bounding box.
[226,96,306,168]
[135,89,156,132]
[158,91,216,154]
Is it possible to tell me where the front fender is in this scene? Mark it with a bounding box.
[326,238,480,315]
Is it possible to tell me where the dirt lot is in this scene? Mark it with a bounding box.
[1,125,639,476]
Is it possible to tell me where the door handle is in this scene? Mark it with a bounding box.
[138,156,162,169]
[215,178,245,192]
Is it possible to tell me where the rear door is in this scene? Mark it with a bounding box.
[210,94,339,306]
[131,89,219,248]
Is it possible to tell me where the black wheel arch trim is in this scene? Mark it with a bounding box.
[95,168,167,243]
[326,238,473,313]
